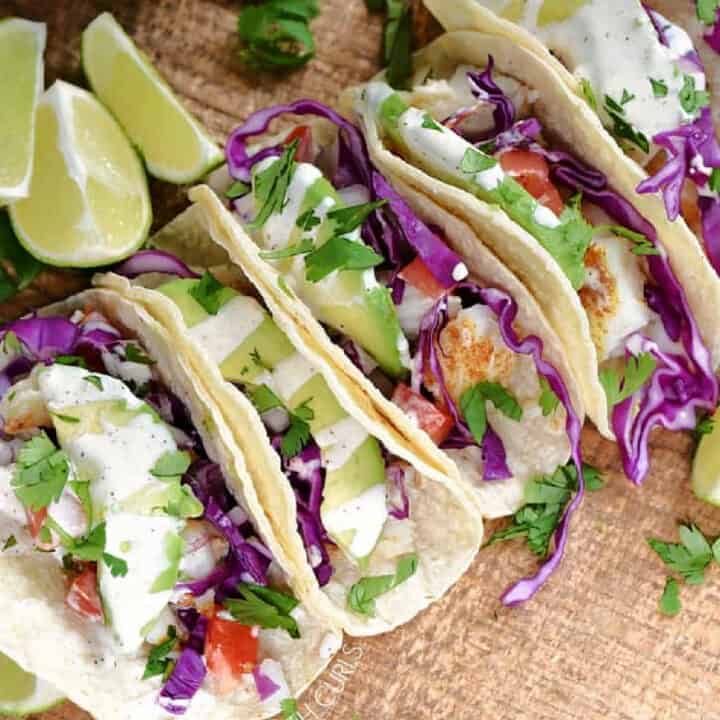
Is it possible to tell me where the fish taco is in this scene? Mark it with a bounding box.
[0,288,341,720]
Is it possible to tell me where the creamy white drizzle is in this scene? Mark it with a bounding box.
[270,352,318,404]
[314,417,369,471]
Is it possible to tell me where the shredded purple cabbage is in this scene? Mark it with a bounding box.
[643,5,705,70]
[386,463,410,519]
[158,648,207,716]
[113,250,199,279]
[417,283,585,605]
[481,426,513,481]
[252,663,281,701]
[466,58,515,138]
[706,11,720,53]
[175,608,208,654]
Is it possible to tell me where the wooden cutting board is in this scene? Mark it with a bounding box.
[1,1,720,718]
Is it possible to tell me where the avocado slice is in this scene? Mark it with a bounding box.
[156,277,236,327]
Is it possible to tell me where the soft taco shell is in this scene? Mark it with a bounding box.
[98,247,482,635]
[349,30,720,438]
[0,288,339,720]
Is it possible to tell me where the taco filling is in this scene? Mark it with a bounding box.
[357,56,717,484]
[215,100,585,603]
[0,311,335,715]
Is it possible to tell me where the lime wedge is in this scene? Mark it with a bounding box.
[0,651,64,716]
[692,408,720,505]
[82,12,224,184]
[0,19,46,205]
[9,80,151,267]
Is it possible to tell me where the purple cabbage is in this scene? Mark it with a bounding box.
[386,463,410,520]
[285,443,333,586]
[706,11,720,53]
[1,317,80,362]
[175,607,208,654]
[699,194,720,271]
[252,663,281,701]
[490,118,542,152]
[481,426,512,481]
[643,5,705,70]
[158,648,207,716]
[113,250,199,279]
[466,58,515,140]
[372,172,468,288]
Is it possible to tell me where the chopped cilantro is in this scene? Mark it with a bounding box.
[250,348,272,371]
[649,77,668,98]
[697,0,720,25]
[0,212,44,303]
[648,524,716,585]
[659,577,682,616]
[709,168,720,194]
[620,88,635,105]
[225,180,250,199]
[485,463,602,556]
[459,147,498,174]
[237,0,318,71]
[538,377,560,416]
[281,399,314,458]
[143,626,178,680]
[84,375,103,390]
[54,355,87,368]
[599,352,656,407]
[579,78,597,111]
[281,698,302,720]
[593,224,659,255]
[296,208,322,231]
[250,140,299,230]
[603,94,650,154]
[2,535,17,551]
[459,381,522,445]
[151,450,192,479]
[679,75,710,117]
[12,432,70,512]
[103,553,129,578]
[347,554,417,616]
[421,113,443,131]
[305,236,383,282]
[259,238,315,260]
[51,412,80,424]
[327,200,387,236]
[366,0,413,89]
[124,344,153,365]
[224,583,300,638]
[189,271,226,315]
[694,412,715,443]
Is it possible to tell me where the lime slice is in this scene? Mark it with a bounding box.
[0,19,46,205]
[9,80,151,267]
[692,408,720,504]
[82,12,224,184]
[0,651,64,716]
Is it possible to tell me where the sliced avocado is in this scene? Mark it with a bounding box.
[156,278,236,328]
[287,372,348,434]
[52,399,150,444]
[220,315,296,383]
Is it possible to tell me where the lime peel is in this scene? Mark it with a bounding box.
[0,651,65,716]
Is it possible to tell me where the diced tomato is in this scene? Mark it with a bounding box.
[284,125,314,163]
[499,149,565,216]
[205,613,259,694]
[391,383,454,445]
[399,256,448,300]
[66,567,104,623]
[25,507,48,539]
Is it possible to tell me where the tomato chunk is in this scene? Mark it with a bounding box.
[205,613,259,693]
[392,383,454,445]
[66,567,104,623]
[499,149,565,216]
[399,256,448,300]
[284,125,314,163]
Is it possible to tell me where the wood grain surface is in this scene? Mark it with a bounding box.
[1,1,720,719]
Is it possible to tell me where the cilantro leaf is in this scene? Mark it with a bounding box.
[648,524,713,585]
[225,180,250,199]
[151,450,192,479]
[659,576,682,616]
[54,355,87,368]
[620,89,635,105]
[224,582,300,638]
[305,236,383,282]
[250,384,283,414]
[103,553,129,578]
[539,377,560,416]
[2,535,17,551]
[51,412,80,424]
[459,381,522,445]
[189,271,226,315]
[67,522,107,562]
[694,412,715,443]
[124,344,153,365]
[649,77,668,98]
[296,208,322,231]
[327,200,387,236]
[460,147,498,174]
[594,224,660,255]
[603,95,650,154]
[259,237,314,260]
[281,399,314,458]
[421,113,443,131]
[237,0,319,71]
[485,463,602,557]
[579,78,597,111]
[84,375,103,390]
[281,699,302,720]
[384,0,413,89]
[250,140,299,230]
[679,75,709,117]
[0,212,44,303]
[347,554,417,616]
[697,0,720,24]
[143,626,178,680]
[710,168,720,194]
[599,352,656,407]
[12,433,70,512]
